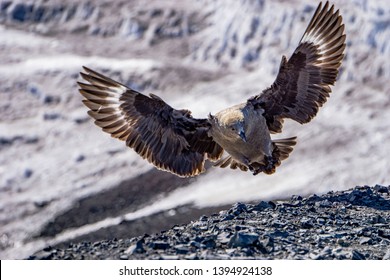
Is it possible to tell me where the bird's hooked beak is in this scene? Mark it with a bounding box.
[239,128,247,142]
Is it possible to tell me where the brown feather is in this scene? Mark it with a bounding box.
[248,1,346,133]
[78,66,223,177]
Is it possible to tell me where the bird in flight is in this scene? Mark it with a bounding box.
[78,1,346,177]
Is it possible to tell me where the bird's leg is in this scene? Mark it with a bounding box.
[248,156,277,176]
[248,162,265,176]
[243,158,261,175]
[244,156,276,176]
[263,155,277,174]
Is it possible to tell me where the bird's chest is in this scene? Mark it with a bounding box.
[238,129,272,162]
[211,123,272,164]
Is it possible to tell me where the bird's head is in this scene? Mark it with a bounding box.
[209,110,247,143]
[227,120,247,143]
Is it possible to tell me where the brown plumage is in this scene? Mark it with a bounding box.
[78,1,346,177]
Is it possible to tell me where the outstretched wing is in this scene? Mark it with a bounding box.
[78,67,223,177]
[249,1,346,133]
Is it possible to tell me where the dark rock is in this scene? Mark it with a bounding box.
[315,200,332,208]
[378,229,390,240]
[251,201,275,211]
[300,218,314,229]
[337,239,350,247]
[271,221,287,228]
[316,217,326,225]
[359,227,373,237]
[174,245,189,254]
[370,215,386,224]
[189,241,203,249]
[149,241,170,250]
[199,215,208,222]
[291,195,303,201]
[351,250,366,260]
[269,230,289,238]
[202,238,216,249]
[257,237,273,254]
[126,240,145,254]
[359,237,372,245]
[228,231,259,248]
[374,185,389,193]
[43,246,53,252]
[307,194,322,203]
[221,214,234,221]
[228,202,248,216]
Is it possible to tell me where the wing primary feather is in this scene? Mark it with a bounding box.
[249,1,345,132]
[78,67,222,177]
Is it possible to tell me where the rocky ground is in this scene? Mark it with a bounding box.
[29,185,390,260]
[1,0,389,259]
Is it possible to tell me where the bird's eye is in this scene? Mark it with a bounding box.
[230,126,236,131]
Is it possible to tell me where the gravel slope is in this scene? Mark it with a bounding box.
[29,185,390,260]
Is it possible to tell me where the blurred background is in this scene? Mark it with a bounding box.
[0,0,389,259]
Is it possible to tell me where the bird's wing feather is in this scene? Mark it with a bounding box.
[78,66,223,177]
[248,1,346,133]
